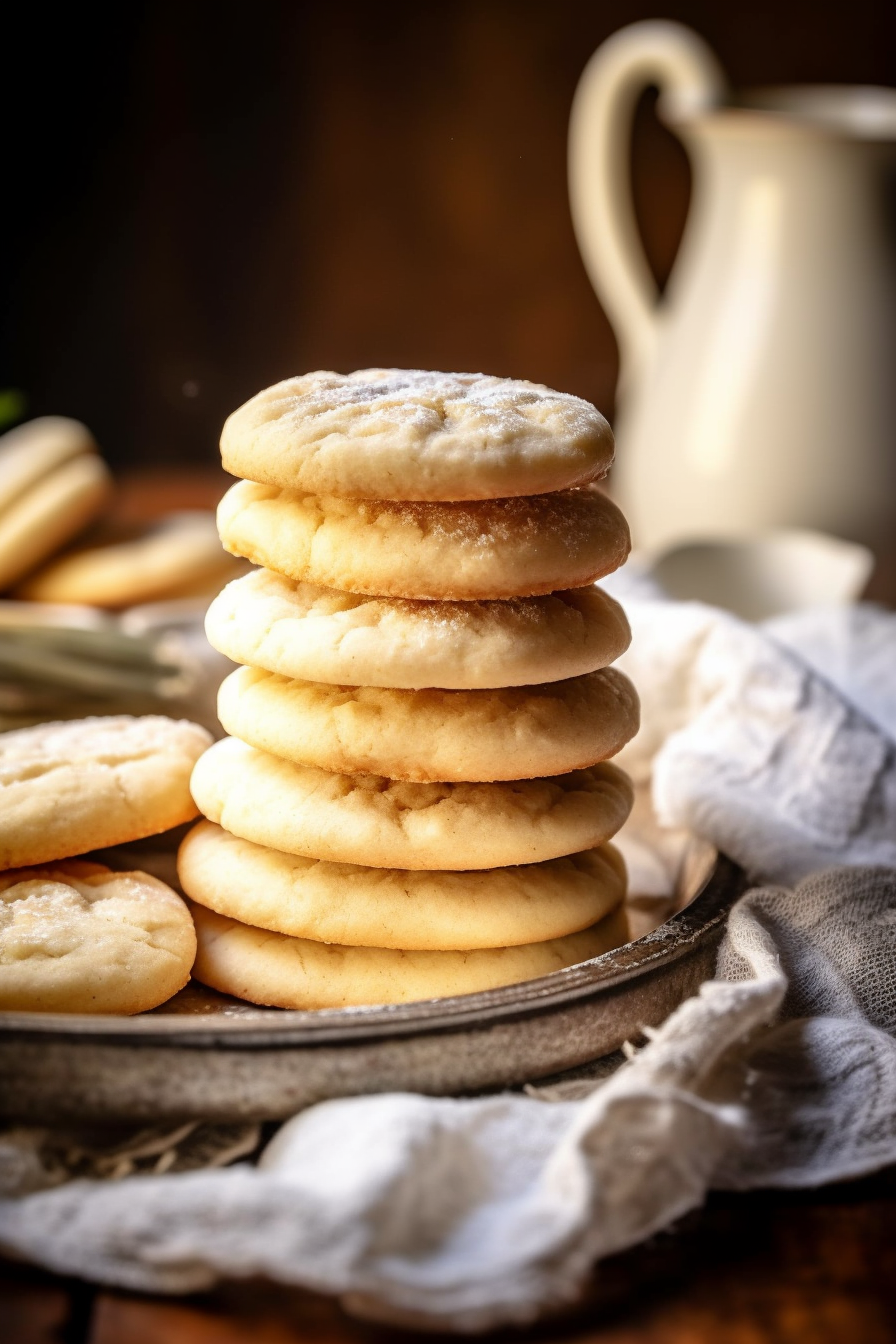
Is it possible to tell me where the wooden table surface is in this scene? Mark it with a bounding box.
[4,472,896,1342]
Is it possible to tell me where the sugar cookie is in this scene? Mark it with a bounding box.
[190,737,633,868]
[216,665,639,782]
[205,569,630,690]
[0,860,196,1013]
[190,899,629,1008]
[0,715,212,871]
[0,416,98,516]
[18,512,241,607]
[179,820,626,949]
[217,481,630,600]
[0,454,112,591]
[220,369,614,502]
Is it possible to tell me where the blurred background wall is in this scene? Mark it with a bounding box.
[3,0,894,470]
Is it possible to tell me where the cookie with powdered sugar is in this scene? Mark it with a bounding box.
[217,481,630,600]
[220,369,614,502]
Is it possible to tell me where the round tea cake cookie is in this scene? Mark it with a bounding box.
[217,481,630,600]
[190,900,630,1008]
[190,737,634,869]
[18,511,241,607]
[216,665,639,782]
[220,369,614,502]
[0,416,98,516]
[0,453,112,591]
[0,715,213,871]
[179,820,626,949]
[205,569,630,689]
[0,860,196,1013]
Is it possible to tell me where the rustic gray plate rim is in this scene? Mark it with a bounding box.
[0,852,746,1048]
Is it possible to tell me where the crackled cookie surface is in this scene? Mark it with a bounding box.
[215,665,639,782]
[179,820,626,949]
[0,860,196,1013]
[190,738,633,869]
[220,369,614,501]
[205,569,630,690]
[218,481,630,601]
[0,715,212,870]
[191,898,629,1008]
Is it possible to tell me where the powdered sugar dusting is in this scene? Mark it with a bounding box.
[221,370,614,502]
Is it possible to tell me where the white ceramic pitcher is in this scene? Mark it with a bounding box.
[569,21,896,553]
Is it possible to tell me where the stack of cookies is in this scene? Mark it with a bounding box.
[178,369,640,1009]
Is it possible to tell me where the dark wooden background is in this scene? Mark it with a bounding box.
[3,0,895,470]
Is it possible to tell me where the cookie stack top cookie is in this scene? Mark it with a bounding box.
[215,370,629,601]
[220,368,615,500]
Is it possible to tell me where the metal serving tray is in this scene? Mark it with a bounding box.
[0,848,745,1123]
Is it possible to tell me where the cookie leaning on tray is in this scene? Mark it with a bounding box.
[183,369,640,1008]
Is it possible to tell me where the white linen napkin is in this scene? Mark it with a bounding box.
[614,599,896,883]
[2,597,896,1331]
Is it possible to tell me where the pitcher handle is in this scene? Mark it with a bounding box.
[569,21,726,386]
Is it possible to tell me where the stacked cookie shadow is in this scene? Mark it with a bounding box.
[178,369,640,1009]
